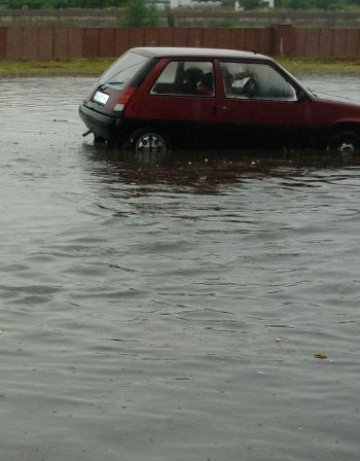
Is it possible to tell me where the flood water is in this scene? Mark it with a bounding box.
[1,75,360,461]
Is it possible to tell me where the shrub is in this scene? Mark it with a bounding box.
[124,0,160,27]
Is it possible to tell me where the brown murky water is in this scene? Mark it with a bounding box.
[0,75,359,461]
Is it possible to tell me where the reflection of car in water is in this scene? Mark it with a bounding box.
[79,47,360,154]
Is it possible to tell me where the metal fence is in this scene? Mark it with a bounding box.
[0,26,359,60]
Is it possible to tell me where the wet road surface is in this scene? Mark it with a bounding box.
[0,75,360,460]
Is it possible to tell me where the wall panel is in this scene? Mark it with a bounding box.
[0,27,7,58]
[114,28,131,56]
[319,29,334,58]
[68,28,83,58]
[37,27,54,59]
[83,28,100,58]
[99,28,115,57]
[344,29,360,58]
[2,26,360,60]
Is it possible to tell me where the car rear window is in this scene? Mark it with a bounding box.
[98,51,150,90]
[151,61,215,97]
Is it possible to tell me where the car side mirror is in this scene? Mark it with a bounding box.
[297,89,308,102]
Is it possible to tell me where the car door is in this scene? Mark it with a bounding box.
[135,59,219,148]
[215,59,314,150]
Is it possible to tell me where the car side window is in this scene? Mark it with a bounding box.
[151,61,215,97]
[220,61,297,101]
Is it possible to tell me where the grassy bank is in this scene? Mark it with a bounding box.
[0,58,113,77]
[279,58,360,75]
[0,57,359,78]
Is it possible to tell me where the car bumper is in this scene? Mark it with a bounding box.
[79,103,123,141]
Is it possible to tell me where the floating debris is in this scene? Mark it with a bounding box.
[314,352,328,359]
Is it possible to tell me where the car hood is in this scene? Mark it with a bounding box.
[312,92,359,106]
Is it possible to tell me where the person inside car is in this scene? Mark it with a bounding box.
[181,68,204,94]
[196,72,214,96]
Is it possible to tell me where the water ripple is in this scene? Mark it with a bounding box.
[0,76,359,461]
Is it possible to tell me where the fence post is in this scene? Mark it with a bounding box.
[0,27,6,58]
[270,24,296,57]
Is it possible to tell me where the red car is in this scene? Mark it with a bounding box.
[79,47,360,154]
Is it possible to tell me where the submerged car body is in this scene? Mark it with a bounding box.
[79,47,360,154]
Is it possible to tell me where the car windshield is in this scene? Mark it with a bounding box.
[98,51,149,89]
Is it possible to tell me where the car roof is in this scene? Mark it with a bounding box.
[131,46,271,61]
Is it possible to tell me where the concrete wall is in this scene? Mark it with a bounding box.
[1,9,359,28]
[0,26,359,60]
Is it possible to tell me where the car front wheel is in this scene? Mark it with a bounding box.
[133,130,167,155]
[327,130,360,154]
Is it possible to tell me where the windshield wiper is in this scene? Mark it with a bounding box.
[107,81,125,86]
[98,81,124,90]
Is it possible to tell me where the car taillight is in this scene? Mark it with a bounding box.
[113,86,137,112]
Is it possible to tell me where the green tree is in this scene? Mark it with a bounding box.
[240,0,262,9]
[80,0,104,7]
[124,0,160,27]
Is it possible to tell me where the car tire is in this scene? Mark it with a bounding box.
[94,135,106,144]
[327,130,360,153]
[132,129,168,155]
